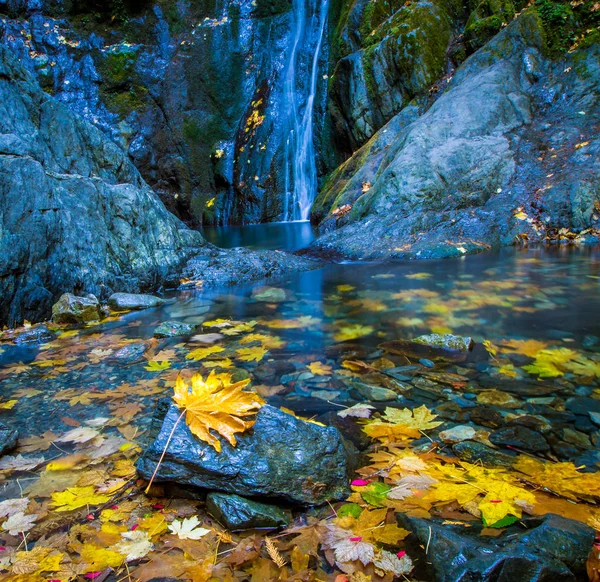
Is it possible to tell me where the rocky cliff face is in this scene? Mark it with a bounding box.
[0,44,204,326]
[312,11,600,259]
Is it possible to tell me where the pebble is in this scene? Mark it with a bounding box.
[439,425,476,443]
[419,358,435,368]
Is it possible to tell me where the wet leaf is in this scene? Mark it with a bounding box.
[50,486,111,511]
[168,516,211,540]
[236,346,268,362]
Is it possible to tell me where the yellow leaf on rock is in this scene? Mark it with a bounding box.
[144,360,171,371]
[0,399,17,410]
[173,372,264,452]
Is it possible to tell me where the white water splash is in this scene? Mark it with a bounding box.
[282,0,329,222]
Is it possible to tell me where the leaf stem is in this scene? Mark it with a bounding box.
[145,408,186,495]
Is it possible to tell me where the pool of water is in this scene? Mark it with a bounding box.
[201,220,316,251]
[1,244,599,450]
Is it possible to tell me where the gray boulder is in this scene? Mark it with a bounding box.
[312,13,600,260]
[108,293,166,311]
[136,404,354,505]
[206,492,292,530]
[0,45,204,327]
[51,293,103,324]
[153,322,197,338]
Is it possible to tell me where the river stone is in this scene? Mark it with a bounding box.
[51,293,103,324]
[153,322,196,338]
[136,404,353,505]
[353,381,397,402]
[452,441,516,468]
[0,423,18,456]
[489,425,550,453]
[379,337,470,363]
[251,286,287,302]
[397,513,593,582]
[108,293,166,311]
[12,324,55,345]
[566,397,600,416]
[206,492,292,530]
[439,425,476,444]
[413,334,473,353]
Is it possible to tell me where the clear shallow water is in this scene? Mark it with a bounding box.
[202,221,316,251]
[1,243,599,450]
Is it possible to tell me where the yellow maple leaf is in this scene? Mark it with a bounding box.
[78,544,124,571]
[363,405,442,444]
[173,372,264,452]
[307,361,333,375]
[236,346,268,362]
[0,399,18,410]
[499,339,549,358]
[50,486,111,511]
[144,360,171,372]
[333,324,374,342]
[185,345,225,361]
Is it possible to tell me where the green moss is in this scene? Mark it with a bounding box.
[534,0,574,51]
[465,0,516,50]
[97,48,149,118]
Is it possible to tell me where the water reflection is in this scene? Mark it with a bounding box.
[202,221,316,251]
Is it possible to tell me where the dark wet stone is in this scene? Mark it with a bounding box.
[435,402,470,423]
[574,415,598,434]
[478,376,557,396]
[523,403,575,423]
[489,425,550,453]
[566,397,600,416]
[318,411,372,452]
[507,415,551,434]
[153,322,196,338]
[469,406,504,428]
[452,441,516,468]
[413,333,474,352]
[546,434,583,461]
[0,423,18,456]
[352,381,397,401]
[137,404,354,505]
[562,428,591,448]
[108,293,166,311]
[380,337,470,363]
[206,492,292,530]
[108,343,148,365]
[51,293,103,324]
[398,513,593,582]
[419,358,435,368]
[12,324,55,345]
[574,450,600,473]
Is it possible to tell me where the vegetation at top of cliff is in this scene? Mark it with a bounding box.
[533,0,600,53]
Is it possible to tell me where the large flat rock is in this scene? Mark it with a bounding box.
[137,404,354,505]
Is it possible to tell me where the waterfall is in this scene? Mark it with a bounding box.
[282,0,329,222]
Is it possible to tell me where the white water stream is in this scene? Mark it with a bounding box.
[282,0,329,221]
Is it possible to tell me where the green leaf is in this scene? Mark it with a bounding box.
[338,503,363,519]
[360,482,392,507]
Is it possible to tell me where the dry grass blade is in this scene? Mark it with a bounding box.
[265,536,286,568]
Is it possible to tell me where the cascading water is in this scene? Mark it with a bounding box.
[282,0,329,222]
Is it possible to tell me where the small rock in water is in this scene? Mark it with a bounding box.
[12,324,55,345]
[439,425,476,443]
[353,381,397,402]
[582,334,599,350]
[52,293,103,324]
[413,333,474,352]
[489,425,550,453]
[108,343,147,365]
[108,292,166,311]
[251,286,288,302]
[153,322,196,338]
[0,423,18,456]
[452,441,516,467]
[206,492,292,530]
[419,358,435,368]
